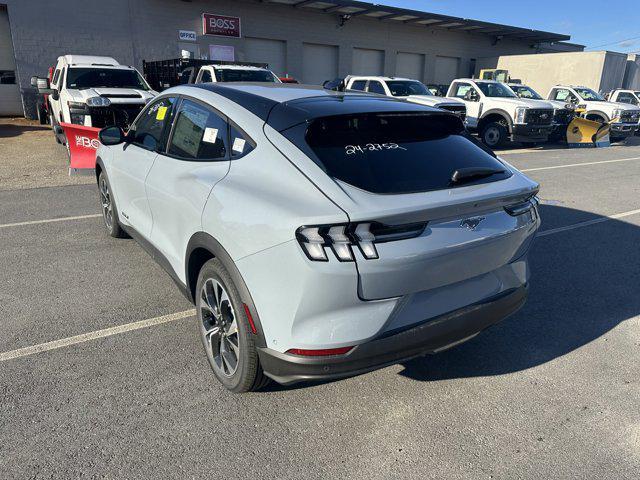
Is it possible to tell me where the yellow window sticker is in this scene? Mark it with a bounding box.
[156,106,168,121]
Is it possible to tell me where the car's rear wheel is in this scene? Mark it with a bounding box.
[98,171,127,238]
[196,258,269,393]
[481,121,508,148]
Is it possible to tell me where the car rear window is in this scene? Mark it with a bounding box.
[299,112,511,194]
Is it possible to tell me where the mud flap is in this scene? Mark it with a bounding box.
[59,123,101,175]
[566,117,610,148]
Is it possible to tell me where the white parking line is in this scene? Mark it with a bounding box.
[0,309,195,362]
[0,213,101,229]
[521,156,640,172]
[538,208,640,237]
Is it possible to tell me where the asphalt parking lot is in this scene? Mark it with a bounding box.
[1,120,639,479]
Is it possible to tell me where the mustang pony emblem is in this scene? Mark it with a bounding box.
[460,216,485,231]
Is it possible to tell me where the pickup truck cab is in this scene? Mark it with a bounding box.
[39,55,156,144]
[345,76,466,120]
[548,85,640,141]
[448,79,555,148]
[607,89,640,107]
[507,83,575,141]
[194,65,281,84]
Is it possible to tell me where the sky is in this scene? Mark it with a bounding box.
[376,0,640,53]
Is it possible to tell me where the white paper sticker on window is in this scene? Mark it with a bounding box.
[203,127,218,144]
[232,137,246,153]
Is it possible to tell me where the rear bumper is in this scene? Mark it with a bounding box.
[258,284,527,385]
[512,124,553,143]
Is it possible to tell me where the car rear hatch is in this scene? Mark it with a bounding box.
[272,98,539,300]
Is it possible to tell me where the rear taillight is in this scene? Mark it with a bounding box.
[504,196,539,216]
[296,221,427,262]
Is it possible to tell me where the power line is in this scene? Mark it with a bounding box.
[585,34,640,50]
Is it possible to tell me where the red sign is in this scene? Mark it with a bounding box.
[60,123,101,171]
[202,13,241,38]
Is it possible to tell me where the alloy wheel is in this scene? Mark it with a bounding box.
[99,176,113,230]
[484,126,500,146]
[199,278,240,377]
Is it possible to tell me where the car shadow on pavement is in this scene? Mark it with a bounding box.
[398,204,640,382]
[0,121,49,138]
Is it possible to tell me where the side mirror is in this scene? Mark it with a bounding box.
[99,126,126,146]
[32,76,57,96]
[464,90,478,102]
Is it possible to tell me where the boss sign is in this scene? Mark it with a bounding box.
[202,13,241,38]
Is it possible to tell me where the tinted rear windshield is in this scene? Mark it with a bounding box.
[214,69,277,82]
[297,112,511,194]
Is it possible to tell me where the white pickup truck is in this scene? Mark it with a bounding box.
[547,85,640,141]
[448,79,555,147]
[33,55,157,145]
[344,76,466,120]
[507,83,575,141]
[193,64,281,84]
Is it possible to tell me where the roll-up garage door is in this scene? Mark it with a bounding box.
[353,48,385,76]
[302,43,338,85]
[396,52,425,81]
[245,38,286,77]
[0,6,22,116]
[434,56,460,85]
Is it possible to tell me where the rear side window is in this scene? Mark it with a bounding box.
[367,81,386,95]
[168,99,228,160]
[200,69,213,83]
[301,112,511,194]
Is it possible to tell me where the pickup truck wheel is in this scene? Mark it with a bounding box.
[481,122,508,148]
[50,114,62,144]
[98,171,127,238]
[196,258,270,393]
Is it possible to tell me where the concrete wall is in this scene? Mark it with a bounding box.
[475,51,630,97]
[4,0,566,117]
[623,54,640,90]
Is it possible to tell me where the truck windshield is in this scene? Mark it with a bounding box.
[510,85,542,100]
[214,69,278,82]
[574,87,605,101]
[475,82,517,98]
[66,68,148,90]
[385,80,430,97]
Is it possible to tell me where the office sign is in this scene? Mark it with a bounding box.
[202,13,241,38]
[179,30,197,42]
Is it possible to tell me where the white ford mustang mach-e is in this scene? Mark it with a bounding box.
[96,83,540,392]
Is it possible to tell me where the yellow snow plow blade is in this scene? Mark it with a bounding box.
[566,116,611,148]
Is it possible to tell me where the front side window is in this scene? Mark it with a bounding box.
[200,69,213,83]
[350,80,367,91]
[552,89,577,103]
[131,96,177,151]
[168,99,228,161]
[52,68,61,87]
[367,81,386,95]
[475,82,517,98]
[179,68,194,84]
[66,68,149,90]
[214,68,278,82]
[510,85,542,100]
[385,80,430,97]
[574,87,605,101]
[452,83,473,99]
[302,112,511,194]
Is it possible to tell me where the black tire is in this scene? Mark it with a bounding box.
[196,258,269,393]
[98,171,127,238]
[37,103,48,125]
[50,114,62,144]
[610,136,626,144]
[480,121,508,148]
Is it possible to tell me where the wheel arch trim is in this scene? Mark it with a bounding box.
[185,232,267,348]
[479,109,513,132]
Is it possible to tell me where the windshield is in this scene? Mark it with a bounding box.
[574,87,605,101]
[385,80,430,97]
[510,85,542,100]
[66,68,148,90]
[214,69,278,82]
[475,82,517,98]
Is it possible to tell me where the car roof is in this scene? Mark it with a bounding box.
[206,65,270,71]
[185,83,446,131]
[348,76,415,82]
[61,55,120,66]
